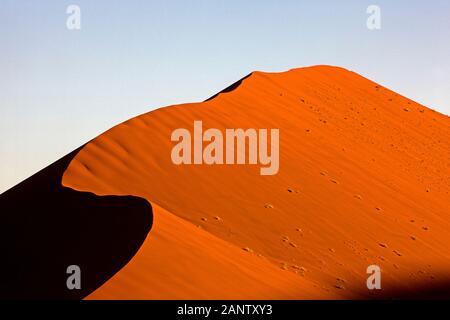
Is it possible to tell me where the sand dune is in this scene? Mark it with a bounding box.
[1,65,449,299]
[62,65,450,299]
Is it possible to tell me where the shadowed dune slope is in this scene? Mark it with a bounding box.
[61,65,450,299]
[0,147,152,299]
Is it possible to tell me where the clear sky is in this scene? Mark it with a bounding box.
[1,0,450,192]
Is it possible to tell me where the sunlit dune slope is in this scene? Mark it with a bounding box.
[63,65,450,299]
[87,203,324,299]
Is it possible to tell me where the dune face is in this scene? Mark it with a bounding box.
[2,65,449,299]
[58,65,450,299]
[0,147,152,299]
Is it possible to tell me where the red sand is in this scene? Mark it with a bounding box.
[62,65,450,299]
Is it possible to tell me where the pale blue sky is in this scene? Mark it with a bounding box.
[1,0,450,192]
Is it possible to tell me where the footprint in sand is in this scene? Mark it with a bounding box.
[334,283,345,290]
[292,266,307,276]
[393,250,402,257]
[334,278,346,289]
[292,265,306,271]
[289,242,298,248]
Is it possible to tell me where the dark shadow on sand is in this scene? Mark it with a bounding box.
[365,279,450,300]
[0,147,153,299]
[205,73,252,101]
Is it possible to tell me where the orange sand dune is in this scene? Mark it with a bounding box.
[62,65,450,299]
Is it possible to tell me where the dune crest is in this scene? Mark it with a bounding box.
[60,65,450,299]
